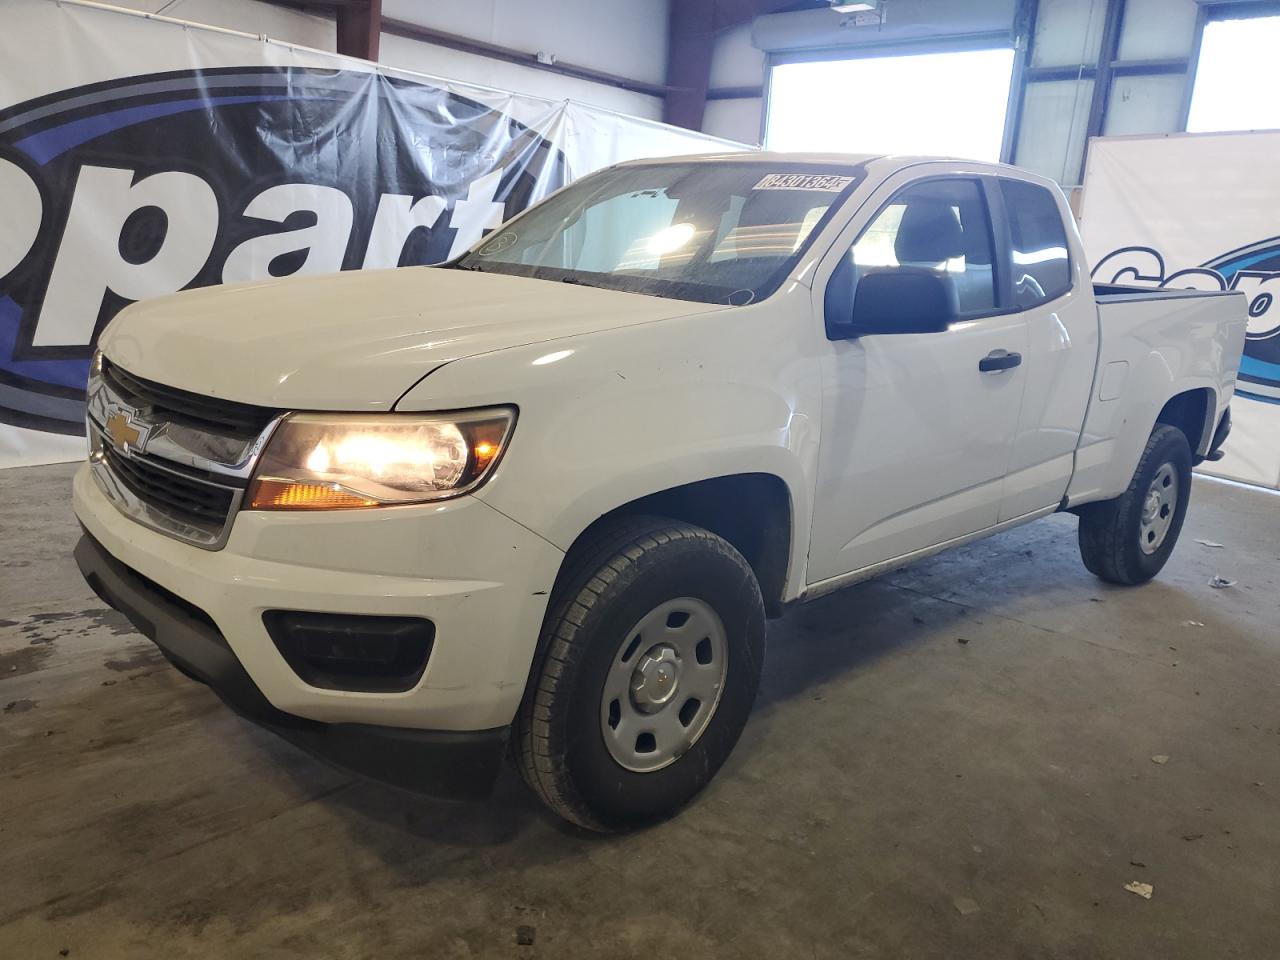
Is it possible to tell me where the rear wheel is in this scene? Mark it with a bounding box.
[513,516,765,832]
[1077,424,1193,585]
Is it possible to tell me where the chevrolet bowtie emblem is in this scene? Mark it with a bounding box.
[105,409,145,454]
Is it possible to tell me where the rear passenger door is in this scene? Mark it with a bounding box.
[992,177,1099,521]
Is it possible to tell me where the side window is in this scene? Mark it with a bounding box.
[999,179,1072,308]
[848,178,998,319]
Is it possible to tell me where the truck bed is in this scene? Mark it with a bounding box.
[1092,282,1242,303]
[1065,284,1249,507]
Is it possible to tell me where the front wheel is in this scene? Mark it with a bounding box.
[513,516,765,832]
[1077,423,1193,585]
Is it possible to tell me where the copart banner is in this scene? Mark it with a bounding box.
[1081,132,1280,490]
[0,0,745,468]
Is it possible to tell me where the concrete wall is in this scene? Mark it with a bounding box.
[109,0,669,119]
[379,0,667,119]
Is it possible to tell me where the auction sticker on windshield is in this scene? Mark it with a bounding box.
[478,233,518,255]
[753,173,855,192]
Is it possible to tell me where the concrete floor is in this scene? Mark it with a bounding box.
[1,462,1278,959]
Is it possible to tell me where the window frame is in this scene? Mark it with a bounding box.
[829,174,1013,334]
[992,176,1076,309]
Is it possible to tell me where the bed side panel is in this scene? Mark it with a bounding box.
[1067,292,1247,505]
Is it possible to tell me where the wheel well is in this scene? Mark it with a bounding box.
[1156,389,1213,458]
[565,474,793,617]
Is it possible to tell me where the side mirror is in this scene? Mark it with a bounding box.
[847,268,957,337]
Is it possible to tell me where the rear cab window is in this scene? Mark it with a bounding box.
[998,179,1073,308]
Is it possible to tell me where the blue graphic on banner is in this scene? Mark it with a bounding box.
[0,67,566,435]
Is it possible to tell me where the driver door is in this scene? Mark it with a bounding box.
[806,174,1028,586]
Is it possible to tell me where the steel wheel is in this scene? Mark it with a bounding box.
[1138,462,1179,555]
[599,597,728,773]
[515,517,766,830]
[1078,425,1193,586]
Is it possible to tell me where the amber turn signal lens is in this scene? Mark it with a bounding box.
[468,421,507,475]
[473,441,498,472]
[248,478,379,510]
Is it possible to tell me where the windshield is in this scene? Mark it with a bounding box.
[453,162,864,305]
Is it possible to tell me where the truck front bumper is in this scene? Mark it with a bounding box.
[76,531,506,798]
[72,463,564,798]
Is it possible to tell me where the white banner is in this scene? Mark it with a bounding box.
[1081,132,1280,490]
[0,0,746,469]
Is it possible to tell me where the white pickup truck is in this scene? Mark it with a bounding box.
[74,153,1246,830]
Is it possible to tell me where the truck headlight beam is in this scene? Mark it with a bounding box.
[247,408,515,510]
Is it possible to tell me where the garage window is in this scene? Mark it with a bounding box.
[1187,13,1280,132]
[765,47,1016,161]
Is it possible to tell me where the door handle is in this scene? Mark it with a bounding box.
[979,350,1022,373]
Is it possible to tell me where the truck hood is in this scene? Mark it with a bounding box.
[100,267,727,410]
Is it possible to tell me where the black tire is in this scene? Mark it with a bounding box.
[513,515,766,832]
[1077,423,1193,585]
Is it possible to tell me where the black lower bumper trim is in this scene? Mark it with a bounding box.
[74,531,508,800]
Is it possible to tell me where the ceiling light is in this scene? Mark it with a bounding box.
[830,2,877,12]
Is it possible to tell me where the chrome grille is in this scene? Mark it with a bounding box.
[102,446,238,526]
[102,358,277,439]
[86,359,281,550]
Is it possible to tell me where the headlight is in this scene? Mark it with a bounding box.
[246,408,515,511]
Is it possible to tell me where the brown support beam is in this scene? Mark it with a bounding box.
[665,0,812,132]
[664,1,717,130]
[707,84,765,100]
[336,0,381,62]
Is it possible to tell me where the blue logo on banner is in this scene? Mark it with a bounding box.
[0,67,565,435]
